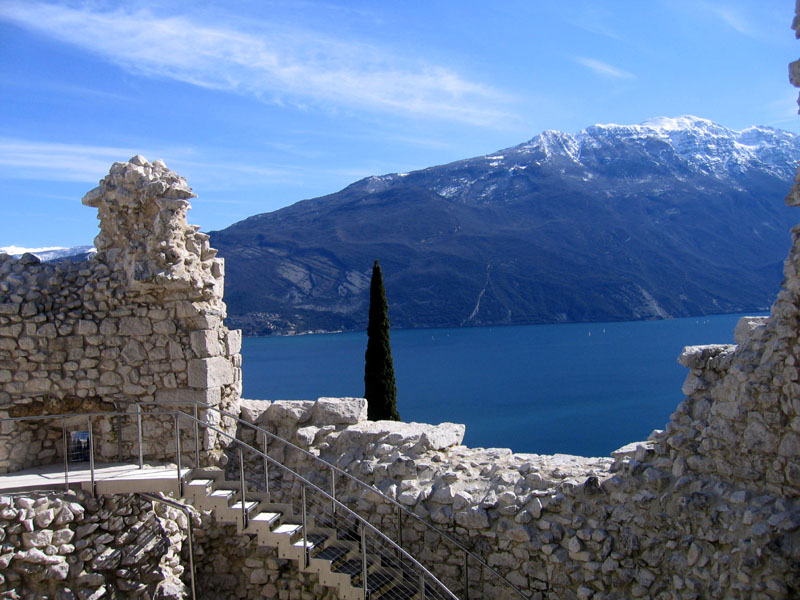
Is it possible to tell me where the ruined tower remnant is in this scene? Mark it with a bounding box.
[0,156,242,472]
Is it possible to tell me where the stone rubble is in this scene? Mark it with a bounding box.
[0,491,187,600]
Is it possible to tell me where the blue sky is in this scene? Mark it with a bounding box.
[0,0,797,248]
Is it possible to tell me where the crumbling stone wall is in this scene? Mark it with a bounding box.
[0,156,242,473]
[0,490,337,600]
[0,490,188,599]
[237,388,799,599]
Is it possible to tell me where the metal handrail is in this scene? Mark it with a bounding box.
[138,492,197,600]
[181,412,460,600]
[1,401,530,599]
[0,408,187,493]
[0,408,460,600]
[164,400,530,600]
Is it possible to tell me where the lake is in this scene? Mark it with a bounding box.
[241,313,757,457]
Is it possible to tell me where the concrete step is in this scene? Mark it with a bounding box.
[178,468,432,600]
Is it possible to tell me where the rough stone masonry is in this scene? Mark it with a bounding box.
[0,156,243,472]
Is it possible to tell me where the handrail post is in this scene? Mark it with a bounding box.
[186,506,196,600]
[193,403,200,468]
[140,493,196,600]
[463,550,470,600]
[301,484,309,568]
[330,466,336,515]
[137,404,143,469]
[420,571,426,600]
[238,446,248,529]
[88,415,96,497]
[62,418,69,491]
[361,521,369,600]
[396,504,403,558]
[264,433,269,499]
[175,413,183,497]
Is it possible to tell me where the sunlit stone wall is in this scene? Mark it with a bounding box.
[0,156,242,473]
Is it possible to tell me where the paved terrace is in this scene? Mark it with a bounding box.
[0,462,190,496]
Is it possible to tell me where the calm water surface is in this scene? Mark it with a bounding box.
[241,314,757,457]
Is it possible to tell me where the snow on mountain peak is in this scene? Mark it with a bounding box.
[640,115,715,131]
[0,245,95,261]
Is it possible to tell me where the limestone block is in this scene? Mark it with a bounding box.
[16,547,62,565]
[99,371,122,386]
[225,329,242,356]
[417,422,465,451]
[22,529,54,549]
[23,378,52,394]
[0,303,19,316]
[37,323,57,339]
[121,339,147,364]
[45,561,69,581]
[188,357,234,388]
[119,317,153,336]
[156,387,221,406]
[190,330,222,358]
[33,508,56,528]
[239,398,271,423]
[677,344,735,369]
[734,316,768,346]
[295,426,318,446]
[681,373,705,396]
[153,320,176,335]
[266,400,314,425]
[312,397,367,425]
[76,319,98,335]
[454,506,490,529]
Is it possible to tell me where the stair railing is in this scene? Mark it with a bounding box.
[181,410,460,600]
[164,400,531,600]
[0,408,461,600]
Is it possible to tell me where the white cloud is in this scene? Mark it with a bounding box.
[574,57,635,80]
[0,138,348,189]
[699,3,755,37]
[0,1,516,127]
[0,139,138,182]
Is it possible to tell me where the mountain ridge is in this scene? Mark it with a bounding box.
[211,116,800,335]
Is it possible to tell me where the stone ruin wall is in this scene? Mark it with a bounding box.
[235,357,799,600]
[0,489,337,600]
[0,156,243,473]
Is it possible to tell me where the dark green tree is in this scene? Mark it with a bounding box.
[364,259,400,421]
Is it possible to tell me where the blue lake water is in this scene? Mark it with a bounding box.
[241,313,758,457]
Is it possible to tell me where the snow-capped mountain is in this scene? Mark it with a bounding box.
[210,116,800,334]
[0,245,95,262]
[410,115,800,203]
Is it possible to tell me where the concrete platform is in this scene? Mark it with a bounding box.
[0,462,190,496]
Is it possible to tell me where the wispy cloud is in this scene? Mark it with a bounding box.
[0,1,516,127]
[763,90,800,129]
[0,139,139,182]
[569,8,625,42]
[573,57,635,80]
[699,2,755,37]
[0,138,351,189]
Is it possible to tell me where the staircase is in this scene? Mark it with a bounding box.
[1,405,528,600]
[181,467,434,600]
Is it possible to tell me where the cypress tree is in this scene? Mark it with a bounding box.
[364,259,400,421]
